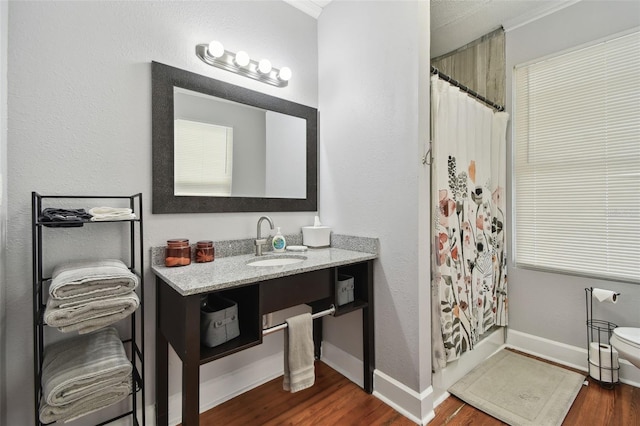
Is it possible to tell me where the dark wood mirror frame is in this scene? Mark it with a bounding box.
[151,61,318,213]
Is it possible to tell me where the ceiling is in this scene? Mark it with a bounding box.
[430,0,578,57]
[284,0,578,58]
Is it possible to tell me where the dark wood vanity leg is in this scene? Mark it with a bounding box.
[156,331,169,426]
[156,279,169,426]
[182,360,200,425]
[363,261,375,394]
[182,295,201,425]
[313,316,323,359]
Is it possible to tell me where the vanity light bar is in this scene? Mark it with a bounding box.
[195,41,291,88]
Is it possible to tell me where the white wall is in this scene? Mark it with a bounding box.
[265,111,307,198]
[318,0,431,395]
[6,1,317,424]
[0,1,8,423]
[506,1,640,347]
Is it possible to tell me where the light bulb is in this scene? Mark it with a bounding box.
[258,59,272,74]
[235,51,250,67]
[278,67,292,81]
[207,40,225,58]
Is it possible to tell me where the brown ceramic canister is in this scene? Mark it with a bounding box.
[165,238,191,267]
[196,240,215,263]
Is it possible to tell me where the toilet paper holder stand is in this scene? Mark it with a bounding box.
[585,287,620,389]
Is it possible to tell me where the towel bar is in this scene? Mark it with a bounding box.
[262,305,335,336]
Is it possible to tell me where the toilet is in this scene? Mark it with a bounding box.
[610,327,640,369]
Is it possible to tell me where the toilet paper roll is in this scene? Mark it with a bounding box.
[589,362,619,383]
[589,342,619,368]
[592,288,618,304]
[589,342,619,383]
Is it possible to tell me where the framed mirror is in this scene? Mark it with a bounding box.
[152,61,318,213]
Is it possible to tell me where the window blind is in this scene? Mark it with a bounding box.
[514,30,640,283]
[174,119,233,196]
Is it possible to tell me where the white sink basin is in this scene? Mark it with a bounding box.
[246,255,307,267]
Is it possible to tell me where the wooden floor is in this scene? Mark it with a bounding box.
[196,361,414,426]
[197,357,639,425]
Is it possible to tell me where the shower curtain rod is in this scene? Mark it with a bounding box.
[430,66,505,112]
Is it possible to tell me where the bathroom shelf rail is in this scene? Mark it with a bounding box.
[35,218,142,225]
[32,192,146,426]
[262,305,336,336]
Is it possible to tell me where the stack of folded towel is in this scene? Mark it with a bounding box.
[88,207,136,221]
[44,259,140,334]
[39,327,133,424]
[40,208,93,228]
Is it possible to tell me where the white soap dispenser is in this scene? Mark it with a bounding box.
[272,227,286,253]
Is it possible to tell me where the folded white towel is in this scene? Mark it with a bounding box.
[49,259,138,303]
[45,292,140,334]
[40,327,132,407]
[39,380,131,423]
[89,206,136,221]
[283,313,315,393]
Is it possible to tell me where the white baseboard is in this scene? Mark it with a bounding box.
[373,370,434,425]
[507,329,640,388]
[322,341,433,425]
[166,352,284,425]
[507,329,588,371]
[320,340,364,387]
[110,405,156,426]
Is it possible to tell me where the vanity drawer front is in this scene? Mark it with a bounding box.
[260,268,332,313]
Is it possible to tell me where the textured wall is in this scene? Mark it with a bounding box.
[506,1,640,347]
[6,2,317,424]
[0,2,8,424]
[432,29,505,108]
[318,1,431,392]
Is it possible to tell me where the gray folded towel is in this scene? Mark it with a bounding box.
[48,259,138,303]
[40,327,132,407]
[44,292,140,334]
[39,380,131,423]
[283,313,315,393]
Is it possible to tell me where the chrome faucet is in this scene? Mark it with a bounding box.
[254,216,275,256]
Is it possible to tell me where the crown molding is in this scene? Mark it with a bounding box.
[283,0,325,19]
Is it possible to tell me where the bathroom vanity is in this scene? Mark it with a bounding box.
[152,239,377,425]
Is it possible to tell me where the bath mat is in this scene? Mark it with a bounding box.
[448,349,584,426]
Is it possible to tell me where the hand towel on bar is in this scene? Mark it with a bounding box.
[39,380,132,424]
[89,206,136,221]
[48,259,138,303]
[283,312,315,393]
[40,327,132,407]
[44,292,140,334]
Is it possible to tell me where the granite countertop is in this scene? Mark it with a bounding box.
[151,235,378,296]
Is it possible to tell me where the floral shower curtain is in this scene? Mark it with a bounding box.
[430,75,510,370]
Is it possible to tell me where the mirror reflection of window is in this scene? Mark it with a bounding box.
[173,87,307,199]
[174,119,233,196]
